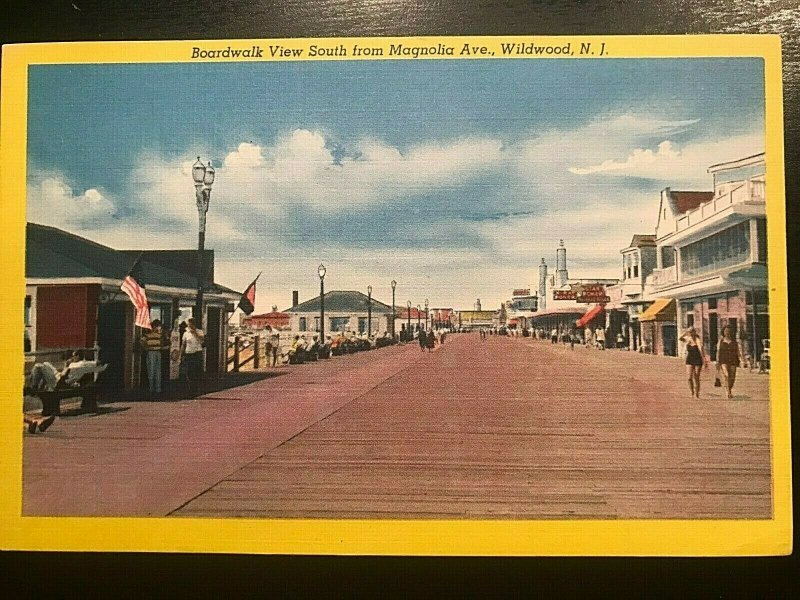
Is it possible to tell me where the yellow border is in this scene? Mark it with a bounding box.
[0,35,791,555]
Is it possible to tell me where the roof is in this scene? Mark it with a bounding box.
[286,290,392,314]
[639,298,676,322]
[627,234,656,248]
[26,223,237,296]
[670,191,714,215]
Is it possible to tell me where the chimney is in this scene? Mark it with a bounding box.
[556,239,569,286]
[292,290,299,307]
[538,258,548,311]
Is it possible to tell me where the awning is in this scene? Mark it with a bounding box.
[576,304,604,328]
[639,298,676,322]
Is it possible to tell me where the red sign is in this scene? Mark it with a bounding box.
[552,284,609,303]
[573,284,608,303]
[512,289,530,297]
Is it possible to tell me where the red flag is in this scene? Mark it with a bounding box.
[237,272,261,315]
[120,254,151,329]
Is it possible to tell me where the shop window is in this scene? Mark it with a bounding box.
[299,317,307,332]
[358,317,367,334]
[314,316,320,332]
[679,221,750,279]
[708,297,718,310]
[330,317,350,332]
[633,265,639,278]
[661,246,675,268]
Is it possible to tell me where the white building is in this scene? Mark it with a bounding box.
[285,290,393,337]
[644,152,768,360]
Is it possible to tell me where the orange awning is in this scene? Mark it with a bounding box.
[576,304,604,328]
[639,298,676,322]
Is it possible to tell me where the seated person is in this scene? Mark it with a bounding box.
[26,350,107,392]
[288,335,306,364]
[306,335,320,361]
[318,335,332,358]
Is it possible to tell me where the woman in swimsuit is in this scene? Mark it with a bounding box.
[717,325,745,399]
[680,327,707,398]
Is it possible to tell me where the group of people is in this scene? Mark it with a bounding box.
[681,325,745,399]
[418,328,446,351]
[141,317,205,397]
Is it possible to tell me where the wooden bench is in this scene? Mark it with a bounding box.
[28,373,99,417]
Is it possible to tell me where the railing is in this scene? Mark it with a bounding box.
[648,266,677,288]
[675,181,764,232]
[226,335,260,372]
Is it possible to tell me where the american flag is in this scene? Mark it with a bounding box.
[120,254,152,329]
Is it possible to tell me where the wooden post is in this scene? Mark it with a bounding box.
[253,335,260,370]
[234,335,240,372]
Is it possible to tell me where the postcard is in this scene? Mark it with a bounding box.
[0,35,791,555]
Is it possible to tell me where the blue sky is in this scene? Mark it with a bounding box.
[27,58,765,311]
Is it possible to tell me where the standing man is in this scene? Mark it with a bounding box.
[181,317,205,397]
[270,326,281,367]
[143,319,167,395]
[264,325,274,367]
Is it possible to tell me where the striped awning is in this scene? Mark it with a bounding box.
[576,304,604,328]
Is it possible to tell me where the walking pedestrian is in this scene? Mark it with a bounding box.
[419,328,427,352]
[584,327,593,348]
[717,325,745,399]
[181,317,205,397]
[550,328,558,344]
[427,329,436,351]
[595,327,606,350]
[143,319,166,395]
[680,326,707,398]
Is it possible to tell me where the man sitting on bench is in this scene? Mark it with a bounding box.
[27,350,107,392]
[24,350,108,429]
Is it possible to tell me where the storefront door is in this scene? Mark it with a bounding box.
[708,313,719,360]
[97,301,128,391]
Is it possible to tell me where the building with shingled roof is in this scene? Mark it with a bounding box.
[25,223,239,390]
[285,290,394,336]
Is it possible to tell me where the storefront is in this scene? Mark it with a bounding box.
[25,223,239,392]
[639,298,677,356]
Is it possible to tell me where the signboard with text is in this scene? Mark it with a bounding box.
[553,284,610,303]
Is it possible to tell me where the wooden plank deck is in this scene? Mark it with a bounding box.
[173,334,771,520]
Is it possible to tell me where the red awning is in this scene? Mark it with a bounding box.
[576,304,604,328]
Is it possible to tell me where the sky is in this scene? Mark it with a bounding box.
[26,58,765,312]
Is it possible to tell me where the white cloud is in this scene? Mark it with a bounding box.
[27,175,116,227]
[27,116,765,311]
[569,140,681,175]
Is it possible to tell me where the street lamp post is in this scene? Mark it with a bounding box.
[407,300,412,341]
[191,157,215,328]
[417,304,421,332]
[391,280,397,341]
[367,285,372,337]
[318,264,326,340]
[424,298,429,330]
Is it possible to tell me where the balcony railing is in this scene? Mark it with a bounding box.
[648,265,677,288]
[675,180,764,232]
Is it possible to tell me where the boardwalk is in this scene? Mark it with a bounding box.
[23,334,771,519]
